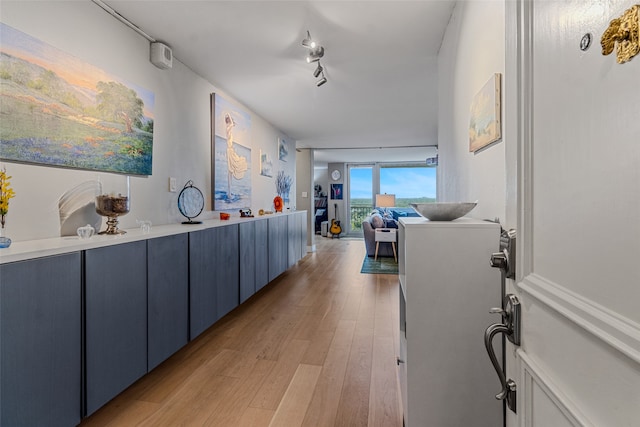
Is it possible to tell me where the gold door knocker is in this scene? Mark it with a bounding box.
[601,4,640,64]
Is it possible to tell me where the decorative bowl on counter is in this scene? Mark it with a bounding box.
[96,193,130,234]
[95,176,130,235]
[410,202,477,221]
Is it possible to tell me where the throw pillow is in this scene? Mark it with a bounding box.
[370,213,384,229]
[384,219,398,229]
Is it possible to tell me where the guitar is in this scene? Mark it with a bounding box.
[330,203,342,237]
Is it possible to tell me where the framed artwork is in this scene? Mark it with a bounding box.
[331,183,343,200]
[260,149,273,177]
[278,137,289,161]
[0,23,155,175]
[211,93,252,210]
[469,73,502,152]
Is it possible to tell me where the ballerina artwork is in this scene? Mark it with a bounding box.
[212,94,252,211]
[225,113,248,199]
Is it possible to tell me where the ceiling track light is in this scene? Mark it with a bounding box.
[316,72,328,87]
[313,63,324,78]
[306,46,324,63]
[302,30,328,86]
[301,30,317,49]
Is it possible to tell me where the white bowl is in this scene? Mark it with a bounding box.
[410,202,477,221]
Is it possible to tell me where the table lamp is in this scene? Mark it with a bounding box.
[375,194,396,219]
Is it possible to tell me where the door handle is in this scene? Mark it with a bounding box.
[484,323,512,400]
[484,293,520,413]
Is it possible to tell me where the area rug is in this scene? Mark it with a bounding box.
[360,256,399,275]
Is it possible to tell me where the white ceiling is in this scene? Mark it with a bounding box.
[101,0,455,165]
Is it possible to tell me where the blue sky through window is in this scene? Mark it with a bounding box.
[381,167,436,198]
[350,166,436,199]
[350,168,373,200]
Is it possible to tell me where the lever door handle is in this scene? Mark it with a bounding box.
[484,323,510,400]
[484,322,518,412]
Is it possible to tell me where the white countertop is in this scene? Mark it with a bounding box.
[0,211,304,264]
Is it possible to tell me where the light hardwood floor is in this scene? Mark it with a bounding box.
[80,236,402,427]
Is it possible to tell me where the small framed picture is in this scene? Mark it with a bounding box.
[278,137,289,161]
[331,183,343,200]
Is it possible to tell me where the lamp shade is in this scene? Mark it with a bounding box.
[375,194,396,208]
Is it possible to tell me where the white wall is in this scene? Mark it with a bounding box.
[295,148,314,250]
[1,1,295,242]
[437,1,506,222]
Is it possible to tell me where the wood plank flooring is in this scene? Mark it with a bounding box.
[79,237,402,427]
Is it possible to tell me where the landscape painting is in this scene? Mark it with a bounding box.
[212,93,252,210]
[0,23,155,175]
[469,73,501,152]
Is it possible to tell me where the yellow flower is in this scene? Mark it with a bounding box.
[0,168,15,219]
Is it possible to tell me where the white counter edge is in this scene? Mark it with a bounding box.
[399,216,498,227]
[0,211,305,264]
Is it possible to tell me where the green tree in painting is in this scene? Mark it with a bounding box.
[141,119,154,134]
[96,81,144,133]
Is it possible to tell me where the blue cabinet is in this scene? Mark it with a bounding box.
[0,253,82,427]
[84,241,147,416]
[147,234,189,370]
[189,227,218,339]
[215,224,239,319]
[268,215,288,281]
[239,221,257,303]
[287,211,307,268]
[255,218,269,292]
[189,224,240,339]
[239,218,270,301]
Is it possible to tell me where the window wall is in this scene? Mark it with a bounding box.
[348,162,436,233]
[379,164,436,207]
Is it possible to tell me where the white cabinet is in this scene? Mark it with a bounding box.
[398,217,502,427]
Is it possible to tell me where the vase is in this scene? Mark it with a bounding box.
[96,176,130,234]
[0,227,11,248]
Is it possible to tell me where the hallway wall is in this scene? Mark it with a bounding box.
[1,1,295,242]
[437,1,506,223]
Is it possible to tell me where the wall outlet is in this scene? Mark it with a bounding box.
[169,177,177,192]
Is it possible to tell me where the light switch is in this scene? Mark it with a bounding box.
[302,191,308,198]
[169,177,177,192]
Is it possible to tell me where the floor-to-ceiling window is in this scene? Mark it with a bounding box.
[348,162,436,235]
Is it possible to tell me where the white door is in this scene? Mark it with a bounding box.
[504,1,640,426]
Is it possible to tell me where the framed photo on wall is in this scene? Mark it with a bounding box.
[331,183,343,200]
[469,73,502,152]
[278,137,289,161]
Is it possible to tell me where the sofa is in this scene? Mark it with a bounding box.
[362,212,397,258]
[362,208,420,257]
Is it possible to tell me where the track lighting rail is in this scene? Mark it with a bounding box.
[302,30,327,86]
